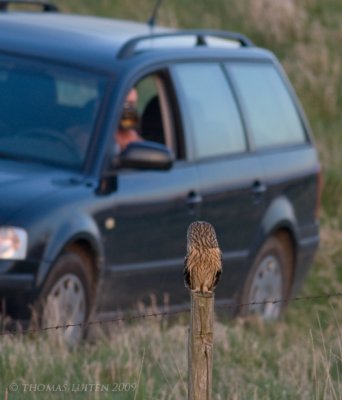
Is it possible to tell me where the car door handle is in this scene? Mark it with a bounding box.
[252,181,267,195]
[186,192,203,207]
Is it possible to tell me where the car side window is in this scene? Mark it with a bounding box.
[228,63,306,149]
[173,63,246,159]
[116,74,177,155]
[136,76,165,146]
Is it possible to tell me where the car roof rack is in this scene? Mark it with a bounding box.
[0,0,59,12]
[117,29,253,59]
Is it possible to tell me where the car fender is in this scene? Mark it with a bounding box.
[262,196,299,240]
[35,212,104,288]
[248,196,299,264]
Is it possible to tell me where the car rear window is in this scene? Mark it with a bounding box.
[0,55,106,170]
[228,63,306,149]
[173,63,246,159]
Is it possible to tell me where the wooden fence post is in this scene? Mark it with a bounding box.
[188,291,214,400]
[185,221,222,400]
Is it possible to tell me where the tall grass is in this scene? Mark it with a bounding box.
[1,298,342,399]
[1,0,342,398]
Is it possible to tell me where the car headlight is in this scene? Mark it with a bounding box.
[0,227,28,260]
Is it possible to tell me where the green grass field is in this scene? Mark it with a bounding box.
[1,0,342,398]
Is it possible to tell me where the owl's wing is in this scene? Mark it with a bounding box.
[213,269,222,289]
[184,255,191,289]
[213,251,223,289]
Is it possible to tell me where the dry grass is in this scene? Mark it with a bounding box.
[1,298,342,399]
[283,33,341,119]
[246,0,308,45]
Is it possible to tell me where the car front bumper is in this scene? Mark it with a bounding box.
[0,259,38,319]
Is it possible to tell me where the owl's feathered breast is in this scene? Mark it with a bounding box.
[184,247,222,291]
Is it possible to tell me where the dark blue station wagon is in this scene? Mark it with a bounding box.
[0,2,321,344]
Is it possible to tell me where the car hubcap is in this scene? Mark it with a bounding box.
[247,255,283,320]
[43,274,86,345]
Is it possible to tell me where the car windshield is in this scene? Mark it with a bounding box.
[0,55,106,170]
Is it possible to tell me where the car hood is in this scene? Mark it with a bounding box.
[0,159,82,224]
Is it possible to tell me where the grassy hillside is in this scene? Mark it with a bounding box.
[1,1,342,398]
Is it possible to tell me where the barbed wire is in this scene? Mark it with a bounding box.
[1,291,342,337]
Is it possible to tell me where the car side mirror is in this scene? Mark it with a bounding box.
[116,141,174,171]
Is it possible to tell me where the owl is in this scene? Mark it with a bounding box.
[184,221,222,293]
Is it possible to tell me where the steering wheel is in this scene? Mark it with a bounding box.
[15,127,78,158]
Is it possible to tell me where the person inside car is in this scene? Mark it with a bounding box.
[116,88,143,151]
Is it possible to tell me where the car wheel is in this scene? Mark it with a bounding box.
[240,237,291,321]
[37,247,94,346]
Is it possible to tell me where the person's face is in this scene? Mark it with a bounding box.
[125,88,138,107]
[118,88,139,133]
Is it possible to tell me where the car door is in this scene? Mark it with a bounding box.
[171,63,267,301]
[97,74,200,313]
[228,61,320,293]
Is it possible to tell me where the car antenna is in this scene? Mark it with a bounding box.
[147,0,164,33]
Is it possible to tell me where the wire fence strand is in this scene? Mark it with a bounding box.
[1,291,342,337]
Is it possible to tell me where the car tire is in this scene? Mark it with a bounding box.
[36,246,94,346]
[239,236,292,321]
